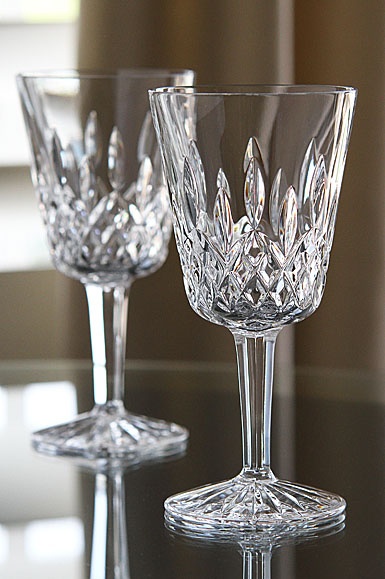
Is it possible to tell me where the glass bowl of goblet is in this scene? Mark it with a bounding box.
[16,68,194,463]
[150,84,357,535]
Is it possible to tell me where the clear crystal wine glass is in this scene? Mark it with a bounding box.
[150,84,357,534]
[16,68,194,462]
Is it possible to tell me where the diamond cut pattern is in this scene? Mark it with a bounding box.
[173,136,333,332]
[35,111,172,284]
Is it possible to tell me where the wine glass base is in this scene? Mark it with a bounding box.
[31,401,188,464]
[164,472,346,538]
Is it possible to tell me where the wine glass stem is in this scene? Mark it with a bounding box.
[112,472,130,578]
[85,284,129,406]
[90,473,108,577]
[90,472,130,579]
[242,549,272,579]
[233,331,279,479]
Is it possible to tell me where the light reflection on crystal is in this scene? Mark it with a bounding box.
[172,135,332,332]
[33,110,172,285]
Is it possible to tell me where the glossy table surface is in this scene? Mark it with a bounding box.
[0,359,384,578]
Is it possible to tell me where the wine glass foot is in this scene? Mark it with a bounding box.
[164,472,346,538]
[31,401,188,464]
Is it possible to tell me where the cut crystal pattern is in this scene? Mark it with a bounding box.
[165,473,346,536]
[35,111,172,286]
[32,401,188,463]
[172,136,334,332]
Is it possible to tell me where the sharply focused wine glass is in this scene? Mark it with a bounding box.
[150,84,357,534]
[17,68,194,462]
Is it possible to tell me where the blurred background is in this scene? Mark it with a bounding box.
[0,0,384,371]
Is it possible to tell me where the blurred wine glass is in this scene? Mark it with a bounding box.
[17,68,194,463]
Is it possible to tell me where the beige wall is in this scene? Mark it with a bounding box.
[0,270,89,359]
[4,1,381,369]
[1,0,296,364]
[78,0,293,84]
[76,0,294,364]
[295,0,385,370]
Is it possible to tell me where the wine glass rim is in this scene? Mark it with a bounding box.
[149,83,357,97]
[17,67,195,81]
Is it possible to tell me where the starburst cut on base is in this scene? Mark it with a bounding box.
[32,401,188,464]
[165,473,346,537]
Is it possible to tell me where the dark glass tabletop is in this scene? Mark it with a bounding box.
[0,359,383,578]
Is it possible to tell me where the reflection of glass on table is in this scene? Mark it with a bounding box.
[0,361,384,578]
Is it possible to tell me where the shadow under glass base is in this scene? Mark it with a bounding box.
[164,471,346,538]
[31,401,188,464]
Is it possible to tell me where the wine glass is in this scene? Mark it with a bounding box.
[150,84,357,534]
[16,68,194,462]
